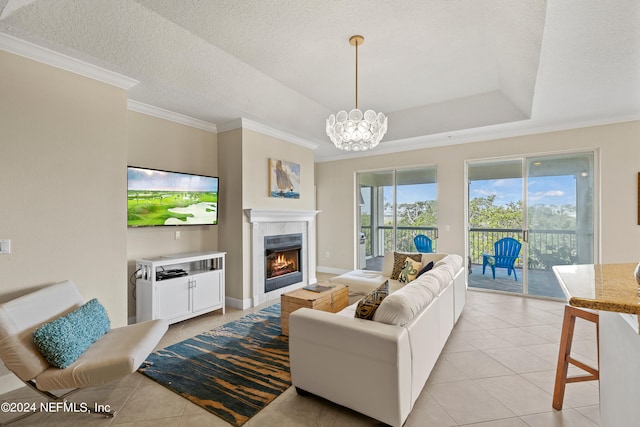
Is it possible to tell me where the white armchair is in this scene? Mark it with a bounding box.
[0,280,168,425]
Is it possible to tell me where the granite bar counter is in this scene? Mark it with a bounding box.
[553,263,640,332]
[553,263,640,427]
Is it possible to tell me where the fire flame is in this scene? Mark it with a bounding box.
[269,252,296,276]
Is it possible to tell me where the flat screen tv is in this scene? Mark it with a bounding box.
[127,166,219,227]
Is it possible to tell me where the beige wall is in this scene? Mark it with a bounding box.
[0,51,128,326]
[316,121,640,271]
[217,129,243,300]
[0,48,130,401]
[218,128,316,305]
[241,129,316,302]
[241,129,315,211]
[0,52,221,380]
[126,111,218,320]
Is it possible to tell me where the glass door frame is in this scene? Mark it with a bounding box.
[465,149,600,299]
[356,164,438,269]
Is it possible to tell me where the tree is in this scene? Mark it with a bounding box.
[469,195,523,229]
[468,195,578,268]
[396,200,437,226]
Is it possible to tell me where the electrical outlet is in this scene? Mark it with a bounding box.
[175,231,181,240]
[0,239,10,254]
[325,251,330,258]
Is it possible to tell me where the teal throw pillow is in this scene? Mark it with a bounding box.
[33,298,111,369]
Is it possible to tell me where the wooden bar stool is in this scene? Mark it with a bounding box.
[552,305,600,410]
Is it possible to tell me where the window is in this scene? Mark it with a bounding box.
[357,166,437,269]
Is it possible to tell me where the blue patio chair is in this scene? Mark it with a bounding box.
[482,237,522,281]
[413,234,433,253]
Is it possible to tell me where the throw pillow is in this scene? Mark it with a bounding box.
[354,281,390,320]
[415,261,435,279]
[390,252,423,280]
[398,257,422,283]
[33,298,111,369]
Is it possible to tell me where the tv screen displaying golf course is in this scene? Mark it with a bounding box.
[127,166,219,227]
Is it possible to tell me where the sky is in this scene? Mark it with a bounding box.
[362,175,577,213]
[470,175,577,206]
[128,167,219,192]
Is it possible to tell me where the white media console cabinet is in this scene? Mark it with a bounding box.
[135,251,225,324]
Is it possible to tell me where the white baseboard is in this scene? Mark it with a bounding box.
[225,296,252,310]
[0,373,25,394]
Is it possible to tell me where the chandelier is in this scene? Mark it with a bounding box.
[326,35,388,151]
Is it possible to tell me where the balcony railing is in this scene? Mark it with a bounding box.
[469,228,578,270]
[360,225,437,256]
[361,226,579,271]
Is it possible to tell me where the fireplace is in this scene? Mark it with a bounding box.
[264,233,303,292]
[245,209,319,308]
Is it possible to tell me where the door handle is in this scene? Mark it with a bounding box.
[523,230,529,243]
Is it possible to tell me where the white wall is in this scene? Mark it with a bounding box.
[316,121,640,271]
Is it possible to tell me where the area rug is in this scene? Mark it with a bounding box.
[138,304,290,426]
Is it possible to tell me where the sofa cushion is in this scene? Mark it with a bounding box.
[32,298,110,369]
[373,281,435,326]
[419,253,447,265]
[422,268,454,293]
[411,272,442,297]
[435,254,463,274]
[390,252,423,280]
[354,281,390,320]
[329,270,386,295]
[398,257,422,283]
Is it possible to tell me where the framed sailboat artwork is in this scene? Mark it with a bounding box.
[269,159,300,199]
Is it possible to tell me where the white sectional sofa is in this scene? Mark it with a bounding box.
[289,252,465,427]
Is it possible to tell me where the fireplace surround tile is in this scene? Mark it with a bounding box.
[245,209,320,307]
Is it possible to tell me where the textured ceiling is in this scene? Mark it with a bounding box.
[0,0,638,161]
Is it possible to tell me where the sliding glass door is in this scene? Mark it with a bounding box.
[467,151,596,298]
[358,166,437,270]
[468,159,525,294]
[358,170,394,269]
[525,153,595,297]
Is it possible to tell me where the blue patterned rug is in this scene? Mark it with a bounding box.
[138,304,290,426]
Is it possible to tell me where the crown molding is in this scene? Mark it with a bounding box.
[315,113,640,162]
[219,118,319,150]
[127,100,217,132]
[0,32,138,90]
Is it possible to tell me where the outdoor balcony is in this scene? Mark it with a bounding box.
[362,226,575,299]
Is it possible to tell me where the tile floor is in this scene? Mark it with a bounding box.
[0,286,600,426]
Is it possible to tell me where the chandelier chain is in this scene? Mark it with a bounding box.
[355,37,359,110]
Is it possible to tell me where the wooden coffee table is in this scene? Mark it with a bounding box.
[280,283,348,336]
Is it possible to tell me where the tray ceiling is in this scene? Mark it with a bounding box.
[1,0,638,161]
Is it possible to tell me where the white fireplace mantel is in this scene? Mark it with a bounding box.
[244,209,320,223]
[244,209,320,307]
